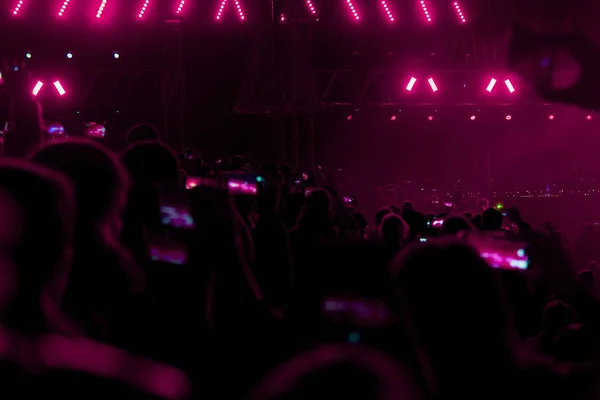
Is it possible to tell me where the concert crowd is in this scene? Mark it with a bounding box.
[5,21,600,398]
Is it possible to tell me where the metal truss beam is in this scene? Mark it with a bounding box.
[317,69,549,108]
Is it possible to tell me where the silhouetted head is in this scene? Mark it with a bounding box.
[122,141,182,188]
[126,123,160,143]
[401,201,414,212]
[0,160,75,328]
[541,300,575,335]
[470,215,483,230]
[248,344,422,400]
[441,216,473,235]
[379,214,408,246]
[389,205,402,215]
[29,139,128,246]
[581,223,596,237]
[230,155,246,171]
[279,164,293,182]
[482,207,503,231]
[297,189,332,230]
[401,210,427,239]
[375,208,392,226]
[392,239,514,385]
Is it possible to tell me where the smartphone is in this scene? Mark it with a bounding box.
[322,297,389,328]
[149,241,187,265]
[466,233,529,271]
[158,191,195,230]
[84,123,106,139]
[224,172,262,195]
[343,196,355,204]
[185,176,201,190]
[444,202,453,207]
[431,219,444,227]
[419,237,428,243]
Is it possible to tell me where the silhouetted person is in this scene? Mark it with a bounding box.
[281,192,305,230]
[482,207,503,231]
[30,139,145,347]
[401,201,414,212]
[573,224,600,270]
[126,123,160,144]
[375,208,392,226]
[529,300,576,356]
[393,240,563,398]
[577,270,595,295]
[441,216,474,235]
[121,141,182,264]
[379,214,408,261]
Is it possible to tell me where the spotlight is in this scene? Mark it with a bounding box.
[32,81,44,96]
[113,52,120,59]
[405,77,417,91]
[587,115,593,120]
[505,115,512,120]
[25,52,31,59]
[427,116,434,121]
[548,115,555,120]
[66,51,73,59]
[390,116,396,121]
[347,115,352,121]
[470,115,476,121]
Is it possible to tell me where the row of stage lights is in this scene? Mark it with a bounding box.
[12,0,468,24]
[24,51,120,59]
[406,77,516,94]
[347,114,596,121]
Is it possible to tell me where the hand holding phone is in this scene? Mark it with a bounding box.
[465,232,530,271]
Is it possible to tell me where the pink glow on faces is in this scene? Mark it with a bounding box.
[452,1,466,23]
[57,0,72,17]
[419,0,431,22]
[380,1,395,22]
[405,77,417,91]
[345,0,360,21]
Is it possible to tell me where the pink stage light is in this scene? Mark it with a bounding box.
[380,1,395,22]
[32,81,44,96]
[305,0,316,15]
[216,0,226,19]
[345,0,360,21]
[57,0,72,17]
[504,79,515,93]
[390,115,396,121]
[96,0,108,18]
[587,115,593,121]
[486,78,497,92]
[427,116,434,121]
[216,0,245,20]
[53,81,66,96]
[405,77,417,91]
[419,0,431,22]
[470,115,476,121]
[452,2,466,23]
[233,0,245,20]
[347,115,352,121]
[548,115,555,120]
[505,115,512,121]
[138,0,151,18]
[428,78,438,92]
[176,0,186,14]
[12,0,24,15]
[280,13,285,22]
